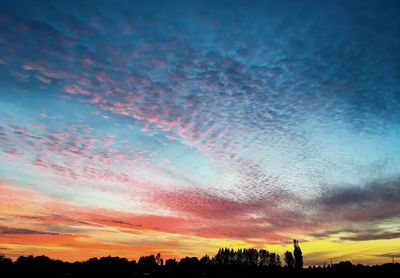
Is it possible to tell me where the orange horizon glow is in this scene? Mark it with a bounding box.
[1,180,398,266]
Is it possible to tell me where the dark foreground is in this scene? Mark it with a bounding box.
[1,255,399,278]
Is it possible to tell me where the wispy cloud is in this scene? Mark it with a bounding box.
[0,226,58,235]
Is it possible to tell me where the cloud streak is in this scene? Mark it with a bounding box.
[0,226,58,235]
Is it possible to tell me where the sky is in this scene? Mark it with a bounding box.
[0,0,400,265]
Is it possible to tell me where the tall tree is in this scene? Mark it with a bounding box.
[293,239,303,269]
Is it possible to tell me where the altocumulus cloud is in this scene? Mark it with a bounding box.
[0,0,399,255]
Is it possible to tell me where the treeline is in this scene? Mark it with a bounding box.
[0,247,284,278]
[0,242,399,277]
[213,247,281,266]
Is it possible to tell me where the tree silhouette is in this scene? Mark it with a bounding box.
[137,254,158,272]
[165,258,177,267]
[155,252,163,266]
[293,239,303,269]
[200,254,211,265]
[179,256,200,268]
[1,244,399,277]
[0,254,13,275]
[212,248,281,267]
[284,251,294,268]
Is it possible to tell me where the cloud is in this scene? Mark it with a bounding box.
[0,179,314,243]
[0,118,165,199]
[1,2,399,199]
[315,178,400,222]
[305,178,400,243]
[0,226,58,235]
[376,253,400,258]
[340,232,400,241]
[150,186,318,241]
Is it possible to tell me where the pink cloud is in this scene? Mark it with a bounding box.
[22,64,70,79]
[4,149,24,158]
[148,186,320,241]
[36,75,52,84]
[64,85,91,95]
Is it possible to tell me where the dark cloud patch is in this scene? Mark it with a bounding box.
[376,253,400,258]
[306,178,400,242]
[0,226,58,235]
[315,178,400,222]
[312,227,400,241]
[20,214,102,227]
[309,228,364,239]
[340,231,400,241]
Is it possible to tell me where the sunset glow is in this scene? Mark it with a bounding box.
[0,0,399,265]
